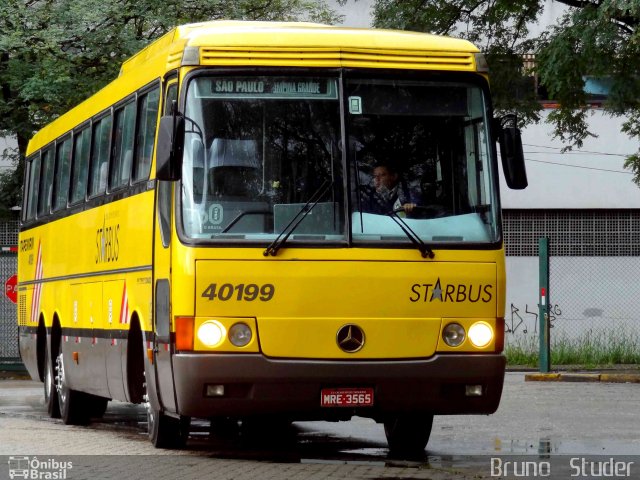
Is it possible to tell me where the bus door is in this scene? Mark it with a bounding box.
[152,181,177,412]
[150,78,179,413]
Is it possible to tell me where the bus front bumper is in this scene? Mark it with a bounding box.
[171,353,505,419]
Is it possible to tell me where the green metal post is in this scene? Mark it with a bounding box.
[538,237,551,372]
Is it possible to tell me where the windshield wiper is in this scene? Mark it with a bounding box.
[263,179,332,257]
[387,208,434,259]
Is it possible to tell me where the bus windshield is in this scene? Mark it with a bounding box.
[180,74,499,246]
[181,75,344,242]
[348,78,499,245]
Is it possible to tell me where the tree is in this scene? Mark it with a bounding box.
[0,0,341,216]
[353,0,640,184]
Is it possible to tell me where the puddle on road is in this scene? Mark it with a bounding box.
[2,388,636,467]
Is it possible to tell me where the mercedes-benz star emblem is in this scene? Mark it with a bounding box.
[336,324,365,353]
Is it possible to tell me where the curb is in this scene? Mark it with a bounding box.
[525,373,640,383]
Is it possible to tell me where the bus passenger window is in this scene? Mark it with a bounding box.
[134,87,160,183]
[37,148,55,216]
[70,127,91,204]
[25,154,41,221]
[111,101,135,189]
[53,137,72,211]
[89,114,112,196]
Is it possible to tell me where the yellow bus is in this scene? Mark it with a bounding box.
[17,20,526,455]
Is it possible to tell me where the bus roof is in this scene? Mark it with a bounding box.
[28,21,481,154]
[120,21,480,74]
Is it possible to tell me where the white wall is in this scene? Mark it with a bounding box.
[505,257,640,341]
[330,0,374,27]
[0,136,18,172]
[501,109,640,209]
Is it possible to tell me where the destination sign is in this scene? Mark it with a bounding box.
[196,77,338,100]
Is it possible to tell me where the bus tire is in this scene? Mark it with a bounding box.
[87,395,109,419]
[384,413,433,457]
[55,337,91,426]
[241,416,292,441]
[44,339,61,419]
[148,405,190,449]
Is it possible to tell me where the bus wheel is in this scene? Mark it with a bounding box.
[241,416,292,442]
[87,395,109,419]
[43,339,61,419]
[55,339,91,425]
[147,405,190,449]
[384,414,434,457]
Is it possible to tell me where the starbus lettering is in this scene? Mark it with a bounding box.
[20,236,34,252]
[95,218,120,264]
[409,278,493,303]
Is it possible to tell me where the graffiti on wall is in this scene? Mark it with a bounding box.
[507,303,561,335]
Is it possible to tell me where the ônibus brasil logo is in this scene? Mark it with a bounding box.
[8,456,73,479]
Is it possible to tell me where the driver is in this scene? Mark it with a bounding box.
[369,163,419,216]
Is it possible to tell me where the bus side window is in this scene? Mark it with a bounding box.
[53,136,72,211]
[70,126,91,204]
[37,147,55,217]
[21,160,31,222]
[111,100,136,189]
[89,114,112,196]
[25,154,41,221]
[164,82,177,116]
[134,86,160,183]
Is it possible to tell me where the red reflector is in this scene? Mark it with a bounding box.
[175,316,194,351]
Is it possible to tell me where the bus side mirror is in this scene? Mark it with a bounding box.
[156,114,185,181]
[497,114,527,190]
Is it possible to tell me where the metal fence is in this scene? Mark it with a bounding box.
[0,247,18,364]
[549,256,640,351]
[0,220,19,365]
[0,220,18,246]
[503,209,640,365]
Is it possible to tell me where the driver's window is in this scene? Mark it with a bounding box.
[164,82,177,115]
[158,79,177,248]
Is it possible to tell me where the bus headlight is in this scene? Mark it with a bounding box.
[197,320,226,348]
[228,323,252,347]
[442,323,466,347]
[468,322,493,348]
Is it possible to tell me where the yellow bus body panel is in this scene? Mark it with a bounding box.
[18,190,154,333]
[192,251,502,359]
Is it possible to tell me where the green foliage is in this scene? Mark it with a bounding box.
[356,0,640,182]
[363,0,544,125]
[0,0,341,144]
[0,0,341,210]
[505,329,640,367]
[535,1,640,150]
[0,145,22,219]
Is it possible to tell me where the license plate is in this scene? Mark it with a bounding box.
[320,388,374,407]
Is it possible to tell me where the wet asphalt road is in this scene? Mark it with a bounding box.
[0,372,639,479]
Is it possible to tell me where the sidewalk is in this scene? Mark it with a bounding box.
[507,364,640,383]
[525,372,640,383]
[0,370,29,380]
